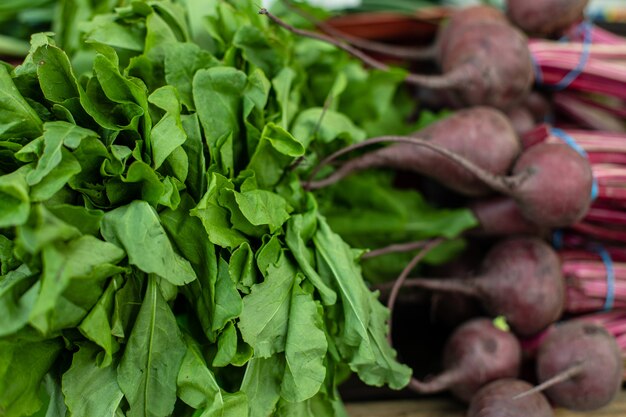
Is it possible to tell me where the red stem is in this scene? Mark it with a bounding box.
[260,8,472,90]
[304,135,528,195]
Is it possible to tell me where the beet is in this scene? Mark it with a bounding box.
[307,107,520,196]
[438,19,534,109]
[506,106,536,136]
[436,6,508,60]
[309,134,593,229]
[409,318,521,402]
[506,0,589,36]
[508,142,593,227]
[403,237,565,336]
[532,321,623,411]
[468,379,554,417]
[470,196,547,236]
[261,6,534,109]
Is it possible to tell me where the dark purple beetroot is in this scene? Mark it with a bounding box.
[439,20,534,109]
[261,6,534,109]
[307,107,520,196]
[403,237,565,336]
[468,379,554,417]
[509,142,593,227]
[506,0,589,36]
[308,131,592,229]
[436,6,508,60]
[469,196,547,236]
[507,106,536,136]
[534,321,623,411]
[410,318,521,402]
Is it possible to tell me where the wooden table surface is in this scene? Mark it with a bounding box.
[346,390,626,416]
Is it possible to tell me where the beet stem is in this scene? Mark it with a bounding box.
[362,240,431,259]
[304,135,526,195]
[403,277,482,297]
[386,239,444,344]
[512,362,585,400]
[280,0,438,60]
[408,367,467,394]
[259,8,468,89]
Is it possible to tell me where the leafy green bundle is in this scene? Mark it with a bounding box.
[0,1,475,416]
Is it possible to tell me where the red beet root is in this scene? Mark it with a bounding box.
[531,321,623,411]
[308,130,593,228]
[307,107,520,196]
[261,6,534,109]
[506,0,589,36]
[468,379,554,417]
[470,196,546,236]
[409,318,522,402]
[509,143,593,227]
[403,237,565,336]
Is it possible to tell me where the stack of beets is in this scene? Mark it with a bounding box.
[265,0,626,415]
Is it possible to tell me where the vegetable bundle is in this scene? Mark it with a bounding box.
[0,1,481,416]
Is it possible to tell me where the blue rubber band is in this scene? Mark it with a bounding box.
[530,54,543,85]
[589,244,615,311]
[538,20,592,91]
[550,127,599,201]
[550,127,588,157]
[552,229,564,249]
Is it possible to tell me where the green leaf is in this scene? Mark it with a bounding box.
[313,216,411,389]
[29,235,126,334]
[41,373,67,417]
[190,173,248,249]
[62,343,124,417]
[0,168,30,228]
[180,114,207,202]
[0,234,19,275]
[272,67,298,130]
[101,200,197,286]
[234,189,291,233]
[229,242,256,294]
[233,25,282,77]
[110,272,142,340]
[84,15,146,52]
[45,204,103,237]
[29,148,82,202]
[243,68,271,119]
[274,393,340,417]
[17,122,97,178]
[33,41,80,104]
[106,161,165,207]
[318,172,478,280]
[212,257,243,333]
[16,204,80,255]
[193,66,246,176]
[0,338,63,417]
[164,42,219,111]
[117,275,186,417]
[238,238,296,358]
[0,65,42,140]
[78,276,123,367]
[285,199,336,306]
[177,334,224,410]
[280,283,327,403]
[241,356,283,417]
[160,194,218,341]
[246,123,304,189]
[291,108,365,146]
[212,321,237,367]
[0,264,38,337]
[148,85,187,169]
